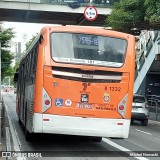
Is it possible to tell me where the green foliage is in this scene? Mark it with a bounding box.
[144,0,160,24]
[0,28,15,47]
[13,61,20,72]
[0,26,15,80]
[1,49,14,80]
[22,34,38,61]
[25,34,37,50]
[105,0,160,32]
[10,62,20,85]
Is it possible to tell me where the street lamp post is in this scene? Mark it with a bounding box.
[0,41,1,143]
[0,42,1,99]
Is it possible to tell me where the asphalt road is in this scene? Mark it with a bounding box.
[2,93,160,160]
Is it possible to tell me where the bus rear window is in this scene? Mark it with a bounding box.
[51,33,127,67]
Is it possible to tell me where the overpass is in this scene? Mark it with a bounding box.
[134,30,160,96]
[0,0,116,26]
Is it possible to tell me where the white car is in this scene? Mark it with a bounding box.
[131,94,149,126]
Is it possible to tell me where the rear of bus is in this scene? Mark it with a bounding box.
[33,26,135,139]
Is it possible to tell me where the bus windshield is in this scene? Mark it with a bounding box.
[51,33,127,67]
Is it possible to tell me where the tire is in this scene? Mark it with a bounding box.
[92,137,102,142]
[24,105,33,141]
[141,119,148,126]
[18,118,22,125]
[25,128,33,141]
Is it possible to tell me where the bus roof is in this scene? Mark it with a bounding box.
[40,25,133,38]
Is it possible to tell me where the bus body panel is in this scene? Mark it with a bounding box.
[33,113,130,138]
[16,26,135,139]
[42,68,130,119]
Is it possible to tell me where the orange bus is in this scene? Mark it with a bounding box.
[14,26,135,141]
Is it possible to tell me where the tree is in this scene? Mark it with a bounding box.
[104,0,160,33]
[0,27,15,80]
[0,28,14,47]
[144,0,160,25]
[25,34,37,50]
[10,61,20,85]
[21,34,37,61]
[1,50,14,79]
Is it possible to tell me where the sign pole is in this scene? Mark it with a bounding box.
[0,41,1,144]
[0,42,1,101]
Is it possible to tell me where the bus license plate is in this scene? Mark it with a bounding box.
[77,103,93,109]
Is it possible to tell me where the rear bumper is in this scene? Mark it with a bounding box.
[131,112,148,120]
[33,113,130,138]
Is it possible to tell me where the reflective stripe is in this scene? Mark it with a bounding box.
[52,70,122,80]
[42,88,52,113]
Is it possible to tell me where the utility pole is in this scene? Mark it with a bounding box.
[0,41,1,144]
[0,42,1,101]
[0,24,1,100]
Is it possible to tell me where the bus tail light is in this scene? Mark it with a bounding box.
[42,88,52,112]
[45,100,50,105]
[118,94,128,118]
[117,123,123,125]
[119,105,124,110]
[43,119,49,121]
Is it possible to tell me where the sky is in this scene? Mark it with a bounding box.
[3,22,48,42]
[2,22,53,66]
[2,22,102,53]
[3,22,58,54]
[3,22,101,42]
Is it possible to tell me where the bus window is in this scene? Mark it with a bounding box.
[51,33,127,67]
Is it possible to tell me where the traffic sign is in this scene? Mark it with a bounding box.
[84,6,98,21]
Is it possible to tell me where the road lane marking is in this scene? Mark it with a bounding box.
[102,138,149,160]
[5,127,12,160]
[6,127,11,151]
[135,129,152,136]
[5,103,26,160]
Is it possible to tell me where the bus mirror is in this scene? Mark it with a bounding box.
[14,73,18,83]
[39,35,43,44]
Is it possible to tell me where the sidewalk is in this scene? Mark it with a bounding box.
[0,97,6,160]
[149,112,160,122]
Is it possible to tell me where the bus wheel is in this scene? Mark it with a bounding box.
[25,128,33,141]
[18,118,22,125]
[92,137,102,142]
[131,120,134,124]
[25,106,33,141]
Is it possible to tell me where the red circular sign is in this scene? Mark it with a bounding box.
[84,6,98,21]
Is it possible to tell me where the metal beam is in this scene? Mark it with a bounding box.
[76,15,86,25]
[148,72,160,74]
[27,19,77,25]
[24,10,30,22]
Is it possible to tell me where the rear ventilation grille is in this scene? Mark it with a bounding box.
[52,67,122,83]
[53,75,120,83]
[52,66,122,75]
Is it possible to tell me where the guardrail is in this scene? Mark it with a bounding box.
[1,98,5,138]
[147,95,160,121]
[0,0,120,7]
